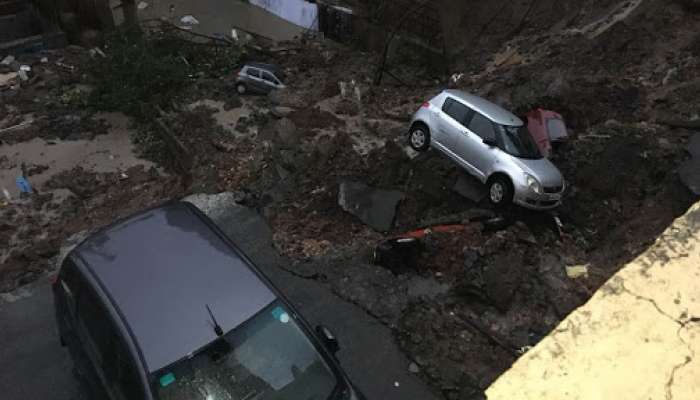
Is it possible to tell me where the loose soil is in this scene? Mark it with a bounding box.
[1,1,699,398]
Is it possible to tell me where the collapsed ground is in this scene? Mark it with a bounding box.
[2,1,700,398]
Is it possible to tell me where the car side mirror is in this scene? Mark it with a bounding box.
[316,325,340,354]
[483,137,497,147]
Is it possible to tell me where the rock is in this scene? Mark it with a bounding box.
[483,252,523,312]
[689,132,700,158]
[409,362,420,373]
[270,106,295,118]
[453,173,487,202]
[658,137,673,150]
[0,55,14,66]
[79,30,101,48]
[463,248,479,269]
[259,118,299,149]
[338,181,404,232]
[406,276,450,299]
[565,264,589,279]
[679,158,700,195]
[512,221,537,244]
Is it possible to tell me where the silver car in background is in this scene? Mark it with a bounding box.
[408,90,565,210]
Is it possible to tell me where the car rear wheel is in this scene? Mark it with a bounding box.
[488,175,513,207]
[408,124,430,151]
[236,82,247,95]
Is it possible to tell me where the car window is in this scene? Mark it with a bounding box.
[442,97,471,127]
[247,68,261,78]
[495,124,542,159]
[262,71,279,85]
[468,112,496,140]
[77,284,145,399]
[546,118,568,141]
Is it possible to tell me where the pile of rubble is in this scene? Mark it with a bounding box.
[2,2,700,397]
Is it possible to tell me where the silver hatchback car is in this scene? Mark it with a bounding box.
[408,90,565,210]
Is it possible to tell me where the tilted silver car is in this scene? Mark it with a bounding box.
[408,90,565,210]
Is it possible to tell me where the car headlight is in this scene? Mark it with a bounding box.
[525,174,542,194]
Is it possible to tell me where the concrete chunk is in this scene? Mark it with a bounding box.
[679,158,700,195]
[338,181,404,232]
[689,132,700,158]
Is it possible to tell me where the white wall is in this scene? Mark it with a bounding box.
[248,0,318,30]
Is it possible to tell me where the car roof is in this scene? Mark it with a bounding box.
[443,90,523,126]
[245,62,281,74]
[72,202,276,373]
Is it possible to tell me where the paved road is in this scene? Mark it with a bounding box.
[0,196,438,400]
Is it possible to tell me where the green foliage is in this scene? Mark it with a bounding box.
[89,27,242,117]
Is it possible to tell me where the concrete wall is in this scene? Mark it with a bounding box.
[131,0,306,41]
[249,0,318,30]
[486,202,700,399]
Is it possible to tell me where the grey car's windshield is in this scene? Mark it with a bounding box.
[496,124,542,159]
[155,301,337,400]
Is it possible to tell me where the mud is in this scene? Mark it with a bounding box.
[2,2,700,398]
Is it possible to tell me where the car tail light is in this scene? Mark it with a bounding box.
[49,273,59,286]
[421,101,430,108]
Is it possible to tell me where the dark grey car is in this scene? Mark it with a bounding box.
[52,201,364,400]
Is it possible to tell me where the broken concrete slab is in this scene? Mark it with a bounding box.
[679,157,700,195]
[338,181,404,232]
[453,173,487,202]
[689,132,700,158]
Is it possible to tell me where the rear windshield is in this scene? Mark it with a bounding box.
[547,118,568,141]
[496,124,542,159]
[154,301,337,400]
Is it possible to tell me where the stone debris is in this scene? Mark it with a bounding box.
[338,181,404,232]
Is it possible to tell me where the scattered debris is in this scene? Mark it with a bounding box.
[15,176,33,193]
[0,72,18,87]
[89,47,107,58]
[0,55,15,65]
[408,362,420,374]
[566,264,590,279]
[180,15,200,25]
[0,120,34,133]
[137,1,149,10]
[338,181,404,232]
[55,62,76,72]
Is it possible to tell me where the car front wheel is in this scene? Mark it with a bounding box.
[408,124,430,151]
[488,175,513,207]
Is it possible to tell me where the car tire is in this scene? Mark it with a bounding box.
[408,123,430,151]
[488,175,513,207]
[236,82,247,95]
